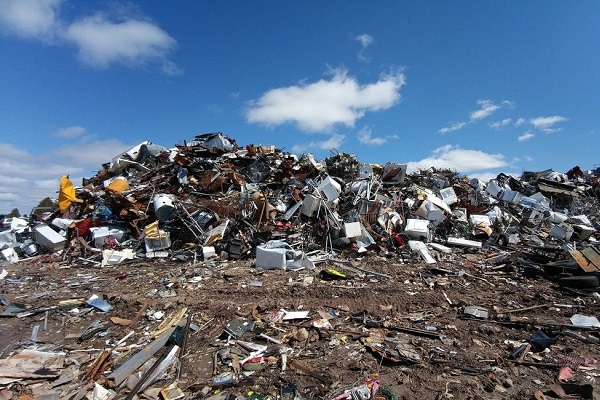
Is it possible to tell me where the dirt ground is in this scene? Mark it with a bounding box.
[1,249,599,400]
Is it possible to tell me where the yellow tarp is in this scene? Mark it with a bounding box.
[58,176,82,213]
[106,177,129,193]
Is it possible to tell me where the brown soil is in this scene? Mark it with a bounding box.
[1,253,599,400]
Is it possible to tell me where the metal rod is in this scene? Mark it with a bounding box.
[176,313,192,381]
[124,345,173,400]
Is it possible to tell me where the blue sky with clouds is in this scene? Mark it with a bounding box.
[0,1,598,214]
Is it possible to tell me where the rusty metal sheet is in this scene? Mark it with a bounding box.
[570,249,599,273]
[581,246,600,268]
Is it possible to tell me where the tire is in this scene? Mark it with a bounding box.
[558,275,599,289]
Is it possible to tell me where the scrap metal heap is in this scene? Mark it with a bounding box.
[2,133,600,399]
[2,132,600,273]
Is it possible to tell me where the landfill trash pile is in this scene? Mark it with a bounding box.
[1,132,599,399]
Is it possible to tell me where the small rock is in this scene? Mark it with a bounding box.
[478,324,501,334]
[503,378,513,388]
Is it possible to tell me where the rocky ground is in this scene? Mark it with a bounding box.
[1,247,599,400]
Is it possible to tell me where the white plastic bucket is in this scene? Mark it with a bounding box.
[153,194,175,221]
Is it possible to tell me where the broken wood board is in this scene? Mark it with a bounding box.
[0,350,65,379]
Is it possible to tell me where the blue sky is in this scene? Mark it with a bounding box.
[1,1,598,214]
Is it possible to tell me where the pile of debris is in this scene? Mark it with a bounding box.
[3,132,599,271]
[1,132,600,399]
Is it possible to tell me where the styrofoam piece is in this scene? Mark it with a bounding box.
[404,219,430,241]
[429,243,452,253]
[439,187,457,206]
[203,246,216,259]
[469,215,492,227]
[1,247,19,263]
[317,176,342,202]
[570,314,600,328]
[344,222,362,239]
[446,237,482,248]
[101,249,136,267]
[408,240,436,264]
[301,194,321,217]
[34,225,66,250]
[282,310,310,320]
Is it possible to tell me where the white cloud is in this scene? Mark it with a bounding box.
[438,122,467,134]
[51,139,134,167]
[356,34,374,62]
[357,126,386,145]
[356,34,374,48]
[515,118,526,127]
[490,118,512,129]
[407,145,507,173]
[439,99,514,134]
[530,116,567,132]
[0,1,180,74]
[0,0,62,40]
[245,68,405,132]
[64,15,177,71]
[53,125,86,138]
[161,60,183,76]
[291,134,346,154]
[0,134,136,214]
[470,99,501,121]
[518,132,535,142]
